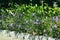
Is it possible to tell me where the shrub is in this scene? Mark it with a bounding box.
[0,0,60,8]
[0,3,60,38]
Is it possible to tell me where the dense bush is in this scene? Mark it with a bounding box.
[0,0,60,7]
[0,3,60,38]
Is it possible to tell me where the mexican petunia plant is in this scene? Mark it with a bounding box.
[0,3,60,38]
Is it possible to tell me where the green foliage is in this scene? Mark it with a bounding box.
[0,3,60,38]
[0,0,60,8]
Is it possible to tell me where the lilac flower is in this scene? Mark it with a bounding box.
[52,16,59,22]
[52,24,57,28]
[55,16,58,22]
[34,19,39,25]
[9,23,13,27]
[34,21,39,24]
[43,29,46,33]
[52,17,55,21]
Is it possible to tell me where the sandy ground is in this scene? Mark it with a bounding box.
[0,36,18,40]
[0,36,19,40]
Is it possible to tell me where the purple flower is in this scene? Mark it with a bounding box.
[52,17,55,21]
[34,21,38,24]
[34,19,39,25]
[52,24,57,28]
[52,16,59,22]
[43,29,46,33]
[55,16,58,22]
[9,23,13,27]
